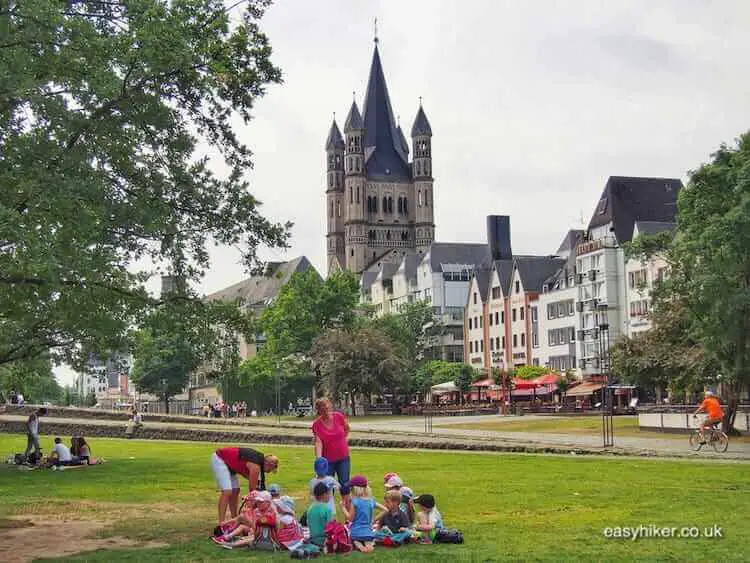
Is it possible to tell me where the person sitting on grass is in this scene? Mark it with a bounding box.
[276,496,305,551]
[268,483,282,504]
[212,491,258,546]
[413,494,443,544]
[399,486,416,525]
[374,489,414,546]
[305,481,335,548]
[340,475,385,553]
[339,482,353,522]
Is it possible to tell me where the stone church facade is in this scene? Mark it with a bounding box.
[325,37,435,275]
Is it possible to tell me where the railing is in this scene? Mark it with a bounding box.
[576,235,618,256]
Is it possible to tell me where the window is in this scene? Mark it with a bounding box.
[569,327,576,342]
[356,186,360,203]
[416,161,422,176]
[491,286,501,299]
[630,300,650,317]
[329,201,333,217]
[479,316,483,328]
[496,336,500,349]
[403,198,408,214]
[475,316,479,327]
[328,175,333,187]
[513,334,518,348]
[418,190,422,207]
[425,188,430,206]
[349,186,353,203]
[532,330,539,348]
[489,314,493,326]
[501,311,505,323]
[480,340,484,352]
[512,308,516,322]
[397,197,403,213]
[350,248,354,257]
[468,318,472,330]
[531,307,538,322]
[388,197,393,213]
[473,292,477,305]
[382,196,388,213]
[521,333,525,347]
[628,269,648,289]
[469,341,473,353]
[656,267,667,283]
[547,303,556,320]
[520,307,525,321]
[501,336,505,348]
[336,201,341,216]
[490,338,494,350]
[515,280,520,293]
[495,311,499,325]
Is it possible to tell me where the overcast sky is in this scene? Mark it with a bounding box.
[55,0,750,385]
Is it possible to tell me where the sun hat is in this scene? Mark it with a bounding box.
[268,483,281,495]
[414,494,435,509]
[256,490,272,503]
[400,486,414,500]
[243,490,259,504]
[349,475,368,488]
[383,472,398,484]
[278,495,296,514]
[385,475,403,489]
[314,457,329,476]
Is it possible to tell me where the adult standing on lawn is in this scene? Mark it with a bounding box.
[311,398,351,485]
[24,407,46,461]
[211,446,279,525]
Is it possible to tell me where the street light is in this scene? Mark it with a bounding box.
[596,303,613,447]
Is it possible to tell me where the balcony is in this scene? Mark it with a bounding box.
[576,235,618,256]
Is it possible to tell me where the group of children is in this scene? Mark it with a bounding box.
[211,457,454,556]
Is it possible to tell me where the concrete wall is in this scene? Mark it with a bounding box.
[639,412,750,435]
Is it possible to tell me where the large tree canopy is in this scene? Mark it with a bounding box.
[0,0,289,367]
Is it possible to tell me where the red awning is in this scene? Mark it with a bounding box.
[532,374,559,386]
[471,378,495,388]
[512,377,538,389]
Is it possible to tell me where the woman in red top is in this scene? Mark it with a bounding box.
[211,446,279,526]
[311,397,351,485]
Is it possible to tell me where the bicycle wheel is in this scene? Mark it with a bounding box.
[689,432,703,451]
[711,431,729,453]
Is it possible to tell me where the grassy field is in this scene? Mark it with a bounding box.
[0,434,748,562]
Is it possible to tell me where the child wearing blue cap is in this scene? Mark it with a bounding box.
[308,457,339,516]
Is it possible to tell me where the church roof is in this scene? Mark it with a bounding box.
[344,101,363,133]
[396,124,410,161]
[361,44,411,182]
[411,105,432,137]
[325,120,344,150]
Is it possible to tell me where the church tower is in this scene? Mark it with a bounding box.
[324,32,436,275]
[325,119,345,272]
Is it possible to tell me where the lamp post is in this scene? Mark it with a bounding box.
[596,303,614,447]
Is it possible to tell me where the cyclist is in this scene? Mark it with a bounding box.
[692,390,724,443]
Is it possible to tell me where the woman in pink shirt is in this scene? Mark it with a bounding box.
[311,398,351,485]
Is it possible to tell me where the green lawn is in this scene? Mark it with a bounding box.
[0,434,748,562]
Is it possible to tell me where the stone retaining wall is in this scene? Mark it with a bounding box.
[0,420,643,457]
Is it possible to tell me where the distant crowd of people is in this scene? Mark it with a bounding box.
[201,401,252,418]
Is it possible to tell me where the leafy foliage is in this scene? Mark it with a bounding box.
[0,355,61,403]
[0,0,289,367]
[512,365,549,380]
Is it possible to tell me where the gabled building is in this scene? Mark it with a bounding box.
[575,176,681,377]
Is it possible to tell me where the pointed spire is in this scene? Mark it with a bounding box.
[411,101,432,137]
[396,123,409,158]
[344,100,363,133]
[325,118,344,151]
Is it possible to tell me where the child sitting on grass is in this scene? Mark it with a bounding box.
[374,490,413,546]
[413,494,443,544]
[215,490,279,550]
[308,457,338,515]
[341,475,386,553]
[305,481,335,548]
[339,482,352,522]
[212,490,258,547]
[276,496,305,551]
[399,486,416,525]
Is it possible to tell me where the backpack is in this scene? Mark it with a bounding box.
[434,528,464,544]
[324,521,352,554]
[289,544,321,559]
[253,524,281,552]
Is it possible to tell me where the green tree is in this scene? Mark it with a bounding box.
[260,269,360,359]
[0,0,289,368]
[513,365,549,380]
[0,355,61,403]
[311,325,404,415]
[62,386,76,407]
[85,390,98,407]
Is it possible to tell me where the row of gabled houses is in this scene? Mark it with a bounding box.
[361,176,677,381]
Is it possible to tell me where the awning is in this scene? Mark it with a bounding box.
[532,374,560,386]
[511,385,557,397]
[512,378,538,390]
[431,381,457,394]
[471,378,495,388]
[566,382,605,397]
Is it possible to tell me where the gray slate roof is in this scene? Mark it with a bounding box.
[411,105,432,137]
[401,253,422,282]
[545,230,585,286]
[588,176,682,244]
[360,270,379,292]
[325,120,344,151]
[361,45,412,182]
[633,220,675,237]
[344,101,363,133]
[376,261,400,282]
[473,268,491,302]
[396,124,410,162]
[205,256,317,307]
[556,229,585,257]
[492,259,515,295]
[515,256,566,293]
[427,243,490,272]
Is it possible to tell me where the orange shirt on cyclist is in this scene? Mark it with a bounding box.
[700,395,724,420]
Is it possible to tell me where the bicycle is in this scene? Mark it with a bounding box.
[689,416,729,453]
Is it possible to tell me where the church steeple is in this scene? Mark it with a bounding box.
[361,43,411,180]
[325,119,344,151]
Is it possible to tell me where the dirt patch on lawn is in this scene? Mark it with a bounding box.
[0,515,168,563]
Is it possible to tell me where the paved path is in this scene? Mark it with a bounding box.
[2,413,748,460]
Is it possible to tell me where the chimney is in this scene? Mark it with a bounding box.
[486,215,512,261]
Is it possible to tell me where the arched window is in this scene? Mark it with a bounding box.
[386,230,391,240]
[382,196,388,213]
[404,198,409,214]
[336,201,341,217]
[373,196,378,212]
[355,158,360,172]
[388,197,393,213]
[350,248,354,257]
[416,161,421,176]
[418,190,422,207]
[349,186,353,203]
[356,186,360,203]
[328,174,333,187]
[348,157,352,171]
[329,201,333,217]
[425,188,430,206]
[425,162,430,176]
[397,197,403,214]
[334,175,339,188]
